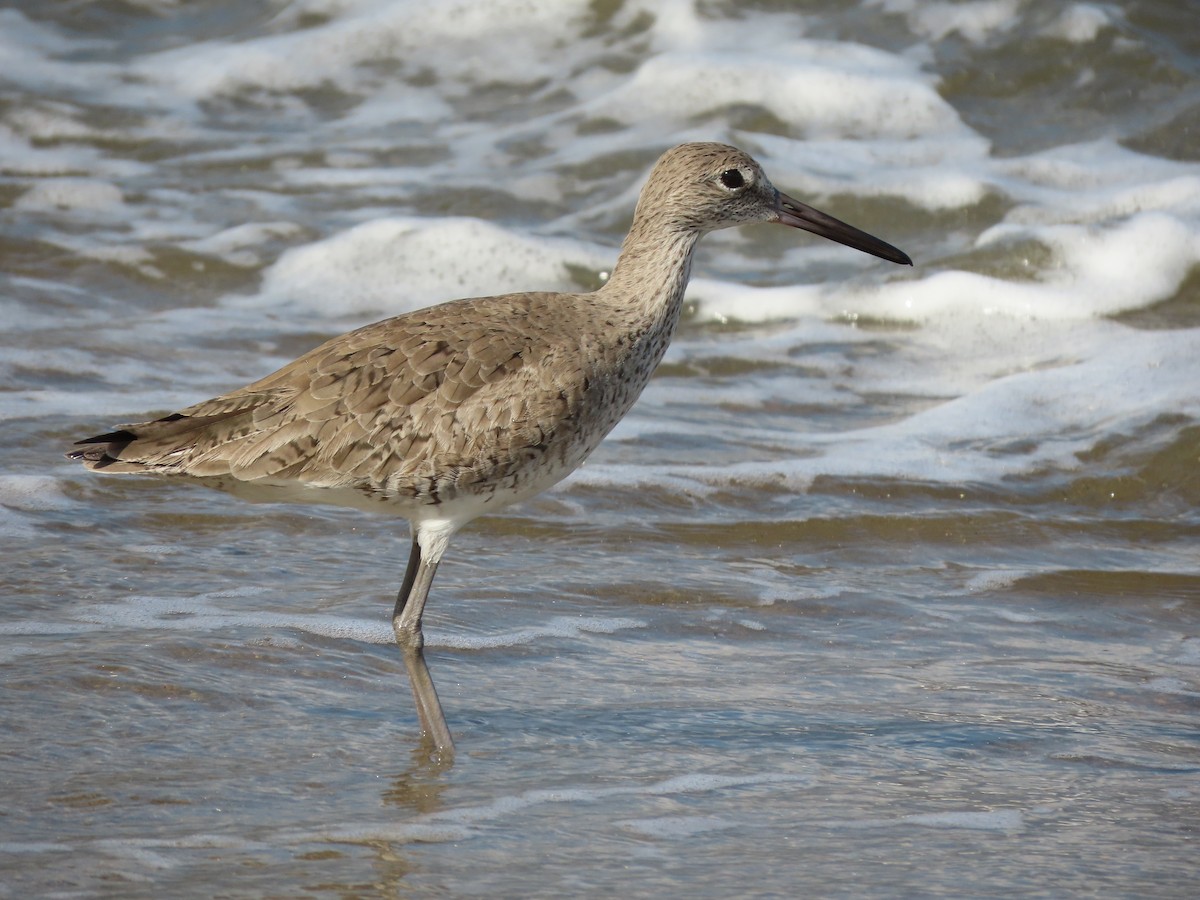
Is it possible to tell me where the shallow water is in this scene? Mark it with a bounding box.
[2,0,1199,896]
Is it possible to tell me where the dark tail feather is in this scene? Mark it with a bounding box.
[66,429,138,467]
[72,428,138,446]
[65,411,243,471]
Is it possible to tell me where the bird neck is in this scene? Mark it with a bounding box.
[598,218,702,330]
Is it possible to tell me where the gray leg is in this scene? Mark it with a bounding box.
[393,537,454,755]
[393,537,441,647]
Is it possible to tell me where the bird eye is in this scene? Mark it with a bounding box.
[718,168,746,190]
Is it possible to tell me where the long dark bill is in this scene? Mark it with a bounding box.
[774,191,912,266]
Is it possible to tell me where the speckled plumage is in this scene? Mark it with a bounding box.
[78,292,635,509]
[69,142,911,754]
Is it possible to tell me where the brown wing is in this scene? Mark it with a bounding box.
[70,292,590,494]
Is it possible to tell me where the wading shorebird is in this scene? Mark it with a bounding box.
[69,142,912,755]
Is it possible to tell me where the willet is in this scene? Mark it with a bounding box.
[69,142,911,755]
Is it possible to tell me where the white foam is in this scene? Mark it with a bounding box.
[973,213,1200,315]
[995,140,1200,221]
[1043,4,1113,43]
[993,609,1051,624]
[133,0,598,100]
[756,582,845,607]
[239,217,608,317]
[0,9,116,91]
[588,42,962,140]
[793,211,1196,323]
[965,569,1030,592]
[179,222,305,268]
[870,0,1021,45]
[0,123,140,180]
[15,178,125,212]
[753,131,994,212]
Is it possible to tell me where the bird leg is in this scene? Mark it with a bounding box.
[393,536,454,755]
[393,537,431,646]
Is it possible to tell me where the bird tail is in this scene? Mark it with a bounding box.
[67,409,251,475]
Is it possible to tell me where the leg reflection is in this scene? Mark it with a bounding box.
[393,535,455,759]
[400,642,455,759]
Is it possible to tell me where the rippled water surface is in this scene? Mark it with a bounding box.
[2,0,1198,896]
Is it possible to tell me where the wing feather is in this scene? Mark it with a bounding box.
[69,292,602,501]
